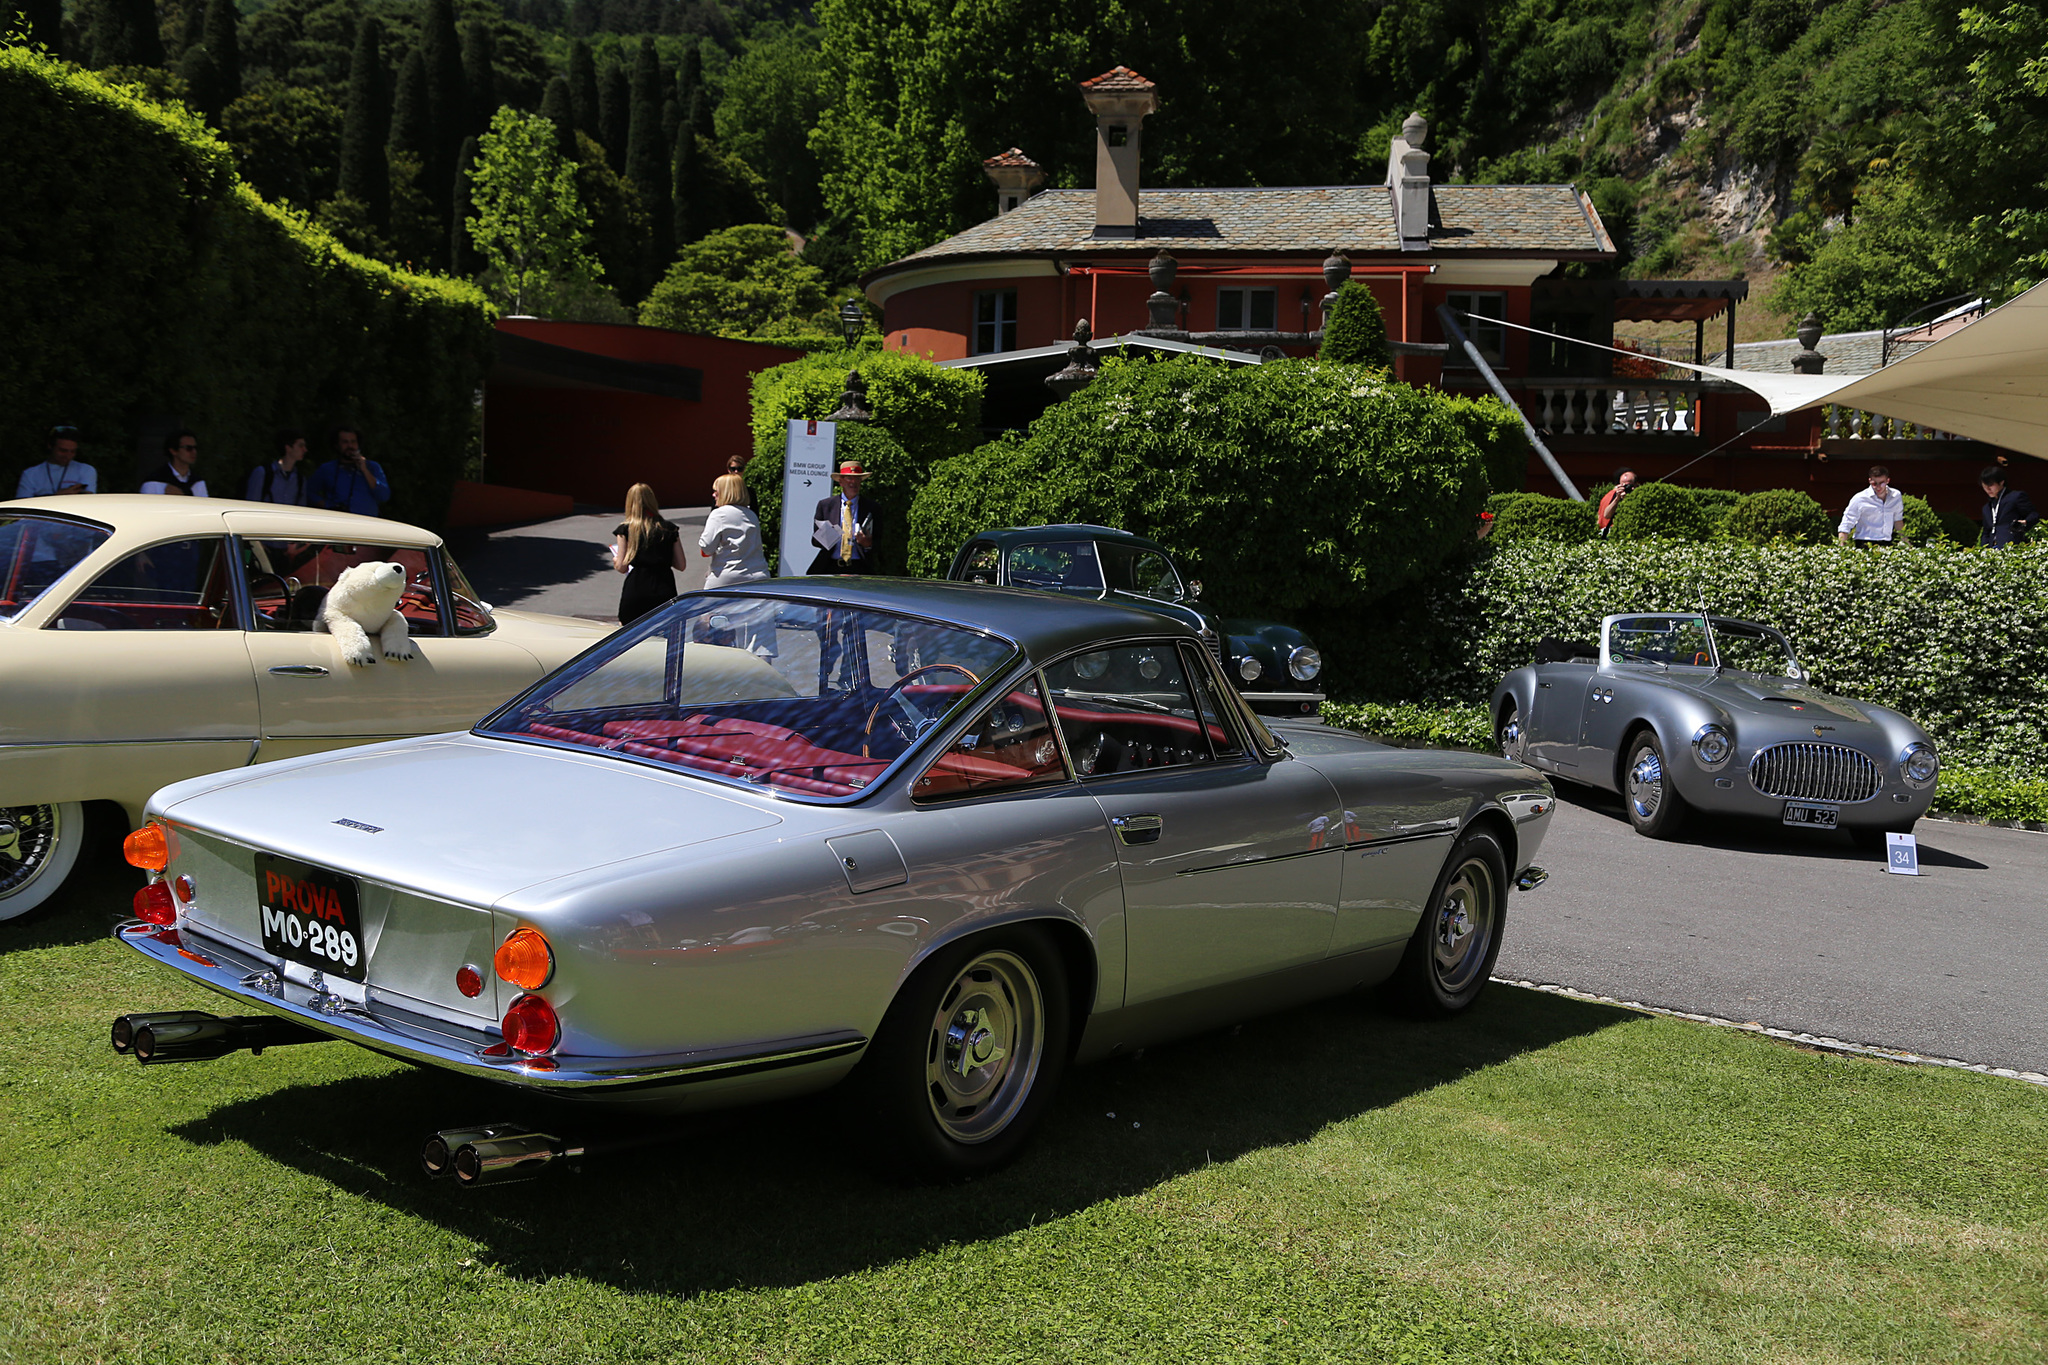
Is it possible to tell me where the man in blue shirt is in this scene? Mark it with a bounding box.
[15,425,97,497]
[308,426,391,517]
[244,429,310,504]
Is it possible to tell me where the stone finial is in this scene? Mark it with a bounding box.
[1136,251,1185,336]
[1045,318,1100,399]
[1147,249,1178,294]
[828,370,872,423]
[1791,312,1827,374]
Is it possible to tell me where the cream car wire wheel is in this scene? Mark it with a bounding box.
[0,802,84,921]
[924,948,1045,1144]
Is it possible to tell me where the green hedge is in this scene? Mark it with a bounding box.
[1488,491,1596,545]
[1723,489,1833,546]
[1506,486,1973,550]
[1608,481,1713,541]
[905,358,1523,651]
[1348,540,2048,772]
[0,49,494,527]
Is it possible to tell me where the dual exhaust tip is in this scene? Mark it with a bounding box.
[110,1011,330,1064]
[421,1125,585,1188]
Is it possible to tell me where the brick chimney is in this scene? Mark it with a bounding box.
[1078,66,1157,238]
[1386,111,1431,252]
[982,148,1047,217]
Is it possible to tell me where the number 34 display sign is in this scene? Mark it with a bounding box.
[1884,832,1921,876]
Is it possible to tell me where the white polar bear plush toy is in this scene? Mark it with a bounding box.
[317,562,417,666]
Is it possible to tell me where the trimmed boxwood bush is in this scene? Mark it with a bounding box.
[0,48,493,527]
[1346,540,2048,772]
[1901,494,1950,546]
[1608,481,1713,541]
[1489,491,1597,545]
[905,355,1523,679]
[1317,280,1392,370]
[1724,489,1833,546]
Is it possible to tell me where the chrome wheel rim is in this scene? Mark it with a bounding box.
[1432,858,1497,993]
[1499,709,1526,762]
[0,805,62,901]
[1627,746,1664,821]
[924,949,1044,1145]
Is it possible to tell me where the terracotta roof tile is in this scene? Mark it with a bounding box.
[983,148,1042,170]
[1078,65,1154,92]
[880,184,1609,270]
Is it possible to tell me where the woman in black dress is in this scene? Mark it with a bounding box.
[610,482,685,626]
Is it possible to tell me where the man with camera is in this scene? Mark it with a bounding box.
[1596,468,1637,537]
[308,426,392,517]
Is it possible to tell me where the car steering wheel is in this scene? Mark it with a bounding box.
[862,663,981,758]
[247,572,292,623]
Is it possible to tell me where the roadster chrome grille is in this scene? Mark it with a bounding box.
[1748,743,1882,804]
[1201,628,1223,665]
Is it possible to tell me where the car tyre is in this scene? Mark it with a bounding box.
[1622,730,1688,839]
[854,924,1071,1181]
[0,802,86,922]
[1393,829,1508,1016]
[1497,701,1528,764]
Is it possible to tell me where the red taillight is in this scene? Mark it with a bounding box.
[455,965,484,998]
[172,874,196,904]
[133,882,176,925]
[500,994,559,1055]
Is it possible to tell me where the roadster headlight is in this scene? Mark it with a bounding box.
[1899,742,1939,789]
[1287,645,1322,682]
[1238,655,1263,682]
[1691,723,1733,770]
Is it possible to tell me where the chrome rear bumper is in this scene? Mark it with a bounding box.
[113,921,866,1093]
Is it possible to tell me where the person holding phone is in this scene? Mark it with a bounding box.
[308,426,391,516]
[808,459,883,574]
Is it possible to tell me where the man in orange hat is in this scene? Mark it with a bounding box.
[808,459,883,574]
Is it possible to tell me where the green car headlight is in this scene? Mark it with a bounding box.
[1238,655,1264,683]
[1287,646,1322,682]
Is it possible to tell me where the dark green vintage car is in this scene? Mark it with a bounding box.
[947,525,1324,716]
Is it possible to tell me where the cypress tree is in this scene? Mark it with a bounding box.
[91,0,164,68]
[539,75,579,161]
[177,43,223,119]
[24,0,63,56]
[451,134,481,278]
[461,21,496,139]
[568,0,599,37]
[421,0,467,220]
[670,118,694,248]
[625,37,670,274]
[201,0,240,105]
[389,48,431,167]
[680,42,711,141]
[598,59,630,173]
[660,89,678,152]
[567,38,599,138]
[177,0,204,59]
[337,16,391,233]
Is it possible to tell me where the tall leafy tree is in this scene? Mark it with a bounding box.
[461,20,496,139]
[639,223,829,336]
[201,0,239,105]
[466,107,602,314]
[539,75,579,160]
[420,0,468,224]
[337,15,391,233]
[597,57,629,172]
[715,19,826,230]
[90,0,163,69]
[567,37,599,137]
[624,39,666,211]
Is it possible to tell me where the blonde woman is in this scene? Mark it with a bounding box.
[699,472,770,587]
[611,483,685,625]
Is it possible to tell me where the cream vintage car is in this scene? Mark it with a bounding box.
[0,495,608,918]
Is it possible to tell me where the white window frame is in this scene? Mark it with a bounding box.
[1216,287,1278,332]
[1445,291,1508,367]
[973,289,1018,355]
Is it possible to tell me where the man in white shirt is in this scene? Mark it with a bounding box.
[1837,465,1905,546]
[140,429,208,497]
[14,425,97,497]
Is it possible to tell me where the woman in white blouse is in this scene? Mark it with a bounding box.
[698,473,770,586]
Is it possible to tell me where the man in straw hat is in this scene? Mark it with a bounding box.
[809,459,884,574]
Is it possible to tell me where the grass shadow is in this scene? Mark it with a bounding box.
[167,983,1634,1297]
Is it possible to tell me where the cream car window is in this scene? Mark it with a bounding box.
[245,540,444,636]
[50,538,237,631]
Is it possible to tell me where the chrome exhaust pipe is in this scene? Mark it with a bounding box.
[451,1131,587,1188]
[111,1011,215,1055]
[123,1012,332,1064]
[420,1124,527,1179]
[1514,866,1549,891]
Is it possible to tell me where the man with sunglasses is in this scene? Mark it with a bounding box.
[140,429,209,496]
[15,424,98,497]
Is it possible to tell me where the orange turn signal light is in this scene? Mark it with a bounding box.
[123,822,174,871]
[493,927,554,991]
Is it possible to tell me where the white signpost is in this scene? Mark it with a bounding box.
[780,418,836,576]
[1885,831,1921,876]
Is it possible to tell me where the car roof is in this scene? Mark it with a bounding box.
[966,524,1166,552]
[700,576,1198,659]
[2,495,442,547]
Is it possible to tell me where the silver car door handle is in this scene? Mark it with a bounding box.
[268,664,330,677]
[1111,813,1162,845]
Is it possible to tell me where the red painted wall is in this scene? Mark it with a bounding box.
[483,320,803,508]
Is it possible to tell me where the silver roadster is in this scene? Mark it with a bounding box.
[1491,613,1939,845]
[115,580,1553,1180]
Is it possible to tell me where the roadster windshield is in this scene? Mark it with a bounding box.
[482,596,1018,798]
[1704,620,1801,677]
[0,513,112,620]
[1606,614,1800,676]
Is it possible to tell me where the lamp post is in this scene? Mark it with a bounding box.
[839,299,866,349]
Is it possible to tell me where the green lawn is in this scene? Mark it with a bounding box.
[4,856,2044,1364]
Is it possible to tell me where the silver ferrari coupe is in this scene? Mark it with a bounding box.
[114,579,1554,1180]
[1491,612,1939,845]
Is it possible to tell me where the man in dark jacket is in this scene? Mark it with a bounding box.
[1980,465,2036,548]
[807,460,883,574]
